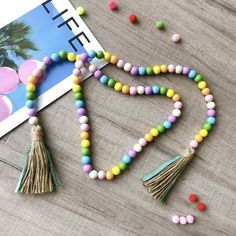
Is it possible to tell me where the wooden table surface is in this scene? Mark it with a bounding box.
[1,0,236,235]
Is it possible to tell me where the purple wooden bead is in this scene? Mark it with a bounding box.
[207,109,216,117]
[145,86,152,95]
[28,108,37,117]
[182,66,190,75]
[94,70,103,79]
[168,115,177,123]
[128,149,137,158]
[77,108,86,116]
[80,53,88,62]
[130,66,139,75]
[43,56,52,65]
[83,164,92,173]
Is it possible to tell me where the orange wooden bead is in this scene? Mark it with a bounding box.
[202,88,210,96]
[122,85,129,94]
[80,132,89,140]
[160,64,168,73]
[28,75,38,84]
[110,55,118,64]
[72,76,80,84]
[172,94,181,102]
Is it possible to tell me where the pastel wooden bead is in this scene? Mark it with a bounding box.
[114,82,123,91]
[205,94,213,102]
[98,170,106,179]
[145,133,153,142]
[194,134,203,142]
[80,132,89,140]
[72,76,80,84]
[72,84,81,92]
[133,144,142,152]
[172,94,181,102]
[137,86,145,94]
[207,102,215,109]
[129,87,137,95]
[104,52,111,61]
[81,140,90,148]
[110,55,118,64]
[124,63,132,72]
[117,59,125,68]
[111,166,120,175]
[89,170,98,179]
[28,76,38,84]
[106,171,114,180]
[79,116,88,124]
[198,81,207,89]
[167,89,175,98]
[172,215,180,224]
[202,88,210,95]
[190,140,198,148]
[122,85,129,94]
[186,215,194,224]
[160,64,168,73]
[37,62,46,70]
[88,64,97,73]
[75,60,84,69]
[168,64,175,73]
[26,83,36,92]
[138,138,147,146]
[28,116,38,126]
[172,109,181,117]
[199,129,208,137]
[150,128,159,137]
[77,6,85,16]
[174,101,182,109]
[153,65,161,74]
[172,33,181,43]
[67,52,76,61]
[180,216,187,225]
[175,65,183,74]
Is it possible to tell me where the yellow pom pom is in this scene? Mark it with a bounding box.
[172,94,181,102]
[106,171,114,180]
[72,76,80,84]
[150,128,159,137]
[110,55,118,64]
[145,133,153,142]
[153,65,161,74]
[111,166,120,175]
[114,82,122,91]
[122,85,129,94]
[167,89,175,98]
[72,84,81,93]
[81,140,90,148]
[67,52,76,61]
[202,88,210,96]
[198,81,207,90]
[160,64,168,73]
[26,83,36,92]
[194,134,203,142]
[104,52,111,61]
[80,132,89,140]
[199,129,208,137]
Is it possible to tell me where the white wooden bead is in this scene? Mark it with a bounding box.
[175,65,183,74]
[207,102,215,109]
[37,62,46,70]
[79,116,88,124]
[89,170,98,179]
[88,64,97,73]
[172,109,181,117]
[124,63,132,72]
[133,144,142,152]
[137,86,145,94]
[75,60,84,69]
[28,117,38,126]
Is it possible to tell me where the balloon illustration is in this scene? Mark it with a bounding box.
[0,67,19,94]
[0,95,13,122]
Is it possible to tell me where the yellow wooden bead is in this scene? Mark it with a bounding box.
[81,140,90,148]
[80,132,89,140]
[199,129,208,137]
[145,133,153,142]
[111,166,120,175]
[122,85,129,94]
[202,88,210,96]
[104,52,111,61]
[72,76,80,84]
[153,65,161,74]
[167,89,175,98]
[150,128,159,137]
[106,171,114,180]
[67,52,76,61]
[110,55,118,64]
[172,94,181,102]
[28,75,38,84]
[198,81,207,90]
[114,82,123,91]
[26,83,36,92]
[194,134,203,142]
[160,64,168,73]
[72,84,81,93]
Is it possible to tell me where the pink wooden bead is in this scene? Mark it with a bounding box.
[129,87,137,95]
[186,215,194,224]
[138,138,147,146]
[80,124,89,131]
[172,33,181,43]
[205,94,213,102]
[190,140,198,148]
[73,68,81,76]
[174,101,182,109]
[117,59,125,68]
[172,215,180,224]
[98,170,106,179]
[32,68,43,77]
[168,64,175,73]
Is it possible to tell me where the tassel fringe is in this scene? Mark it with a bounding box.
[15,125,59,194]
[142,147,195,203]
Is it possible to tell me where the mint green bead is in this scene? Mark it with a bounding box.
[26,92,35,100]
[74,92,83,100]
[160,87,167,95]
[118,162,127,171]
[96,50,104,59]
[157,124,166,133]
[194,74,202,83]
[81,148,90,156]
[146,67,154,75]
[59,50,67,59]
[107,79,116,88]
[203,123,212,131]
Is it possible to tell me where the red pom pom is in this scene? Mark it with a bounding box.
[129,14,137,23]
[197,202,206,211]
[188,194,199,203]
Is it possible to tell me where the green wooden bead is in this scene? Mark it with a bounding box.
[155,20,165,29]
[74,92,83,100]
[203,123,212,131]
[146,67,154,75]
[107,79,116,88]
[160,87,167,95]
[59,50,67,59]
[194,74,202,83]
[96,50,104,59]
[157,124,166,133]
[26,92,35,100]
[118,162,127,171]
[81,148,90,156]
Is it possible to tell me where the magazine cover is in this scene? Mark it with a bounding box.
[0,0,106,138]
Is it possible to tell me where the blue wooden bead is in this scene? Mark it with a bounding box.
[138,67,146,75]
[87,50,96,58]
[152,85,160,94]
[188,70,197,79]
[25,100,35,108]
[207,117,216,125]
[163,120,172,129]
[75,100,84,108]
[51,53,60,62]
[122,154,132,164]
[100,75,109,84]
[81,156,90,165]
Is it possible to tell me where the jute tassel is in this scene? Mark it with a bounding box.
[142,147,195,203]
[15,125,60,194]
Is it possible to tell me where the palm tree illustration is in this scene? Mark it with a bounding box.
[0,21,38,70]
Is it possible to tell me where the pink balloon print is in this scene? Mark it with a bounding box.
[0,95,13,122]
[0,67,19,94]
[18,59,40,84]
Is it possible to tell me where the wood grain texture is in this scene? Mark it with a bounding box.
[1,0,236,235]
